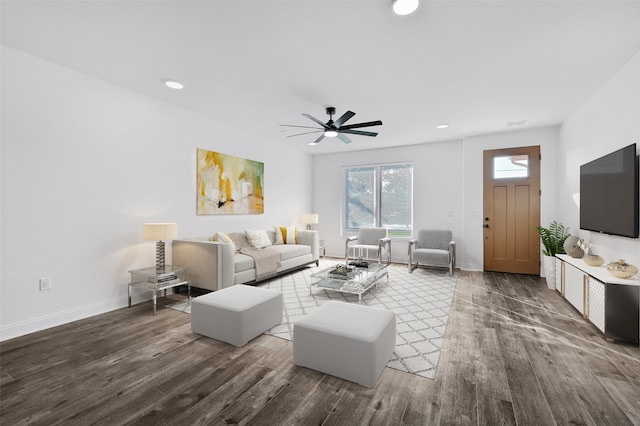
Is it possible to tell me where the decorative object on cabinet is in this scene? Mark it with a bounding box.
[579,240,604,266]
[299,213,319,230]
[143,223,178,271]
[584,254,605,267]
[536,221,570,289]
[606,259,638,279]
[196,148,264,215]
[563,235,584,258]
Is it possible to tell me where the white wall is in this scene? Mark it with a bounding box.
[462,127,560,273]
[312,127,560,273]
[0,46,312,341]
[312,141,465,266]
[558,50,640,267]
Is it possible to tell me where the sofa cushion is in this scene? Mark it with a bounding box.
[234,253,255,273]
[245,229,272,248]
[234,244,311,273]
[213,232,236,251]
[273,226,284,245]
[269,244,311,261]
[278,226,297,244]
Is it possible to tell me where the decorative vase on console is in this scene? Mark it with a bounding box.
[606,260,638,279]
[580,240,604,266]
[563,236,584,258]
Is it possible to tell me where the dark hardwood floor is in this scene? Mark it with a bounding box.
[2,269,639,425]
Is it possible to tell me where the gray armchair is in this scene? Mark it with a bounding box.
[408,229,456,276]
[345,227,391,264]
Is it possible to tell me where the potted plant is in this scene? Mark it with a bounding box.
[535,221,570,289]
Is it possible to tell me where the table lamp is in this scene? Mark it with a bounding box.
[300,213,319,230]
[143,223,177,271]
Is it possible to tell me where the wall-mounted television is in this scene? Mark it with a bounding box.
[580,143,638,238]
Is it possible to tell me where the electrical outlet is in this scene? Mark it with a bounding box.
[39,277,52,291]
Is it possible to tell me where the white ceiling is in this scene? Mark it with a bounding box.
[2,0,640,154]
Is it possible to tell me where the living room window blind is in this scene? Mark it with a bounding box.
[344,163,413,236]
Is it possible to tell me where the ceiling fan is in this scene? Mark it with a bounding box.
[280,107,382,146]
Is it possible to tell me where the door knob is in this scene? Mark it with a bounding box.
[485,217,490,221]
[483,224,490,228]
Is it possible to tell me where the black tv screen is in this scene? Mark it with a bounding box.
[580,143,638,238]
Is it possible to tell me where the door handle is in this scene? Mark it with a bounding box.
[483,224,490,228]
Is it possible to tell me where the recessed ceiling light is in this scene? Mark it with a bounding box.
[436,123,449,129]
[163,79,184,90]
[308,141,319,146]
[392,0,419,16]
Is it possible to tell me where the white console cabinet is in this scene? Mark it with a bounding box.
[555,255,639,345]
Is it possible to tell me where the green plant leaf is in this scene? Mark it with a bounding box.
[536,221,570,256]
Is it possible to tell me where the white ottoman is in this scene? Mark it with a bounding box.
[191,284,282,347]
[293,301,396,388]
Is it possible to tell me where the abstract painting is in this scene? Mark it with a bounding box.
[196,148,264,215]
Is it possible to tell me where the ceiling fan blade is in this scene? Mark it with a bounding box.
[339,120,383,130]
[279,124,324,130]
[337,133,352,144]
[302,113,329,129]
[287,130,323,137]
[334,110,355,128]
[310,134,326,145]
[341,129,378,137]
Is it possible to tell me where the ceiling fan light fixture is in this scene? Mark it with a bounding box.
[324,129,339,138]
[392,0,419,16]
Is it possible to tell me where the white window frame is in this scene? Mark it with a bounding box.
[343,162,413,237]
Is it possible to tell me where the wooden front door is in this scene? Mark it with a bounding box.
[483,146,540,274]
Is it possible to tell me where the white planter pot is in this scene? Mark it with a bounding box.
[543,255,556,290]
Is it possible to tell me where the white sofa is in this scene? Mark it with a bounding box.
[172,230,319,292]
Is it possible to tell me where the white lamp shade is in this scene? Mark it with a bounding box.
[299,214,319,225]
[143,223,177,241]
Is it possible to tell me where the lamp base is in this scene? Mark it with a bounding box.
[155,240,166,272]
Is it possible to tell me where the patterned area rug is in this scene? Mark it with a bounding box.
[169,259,457,379]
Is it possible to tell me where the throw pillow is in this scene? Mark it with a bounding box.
[213,232,237,252]
[279,226,297,244]
[245,229,273,249]
[273,226,284,245]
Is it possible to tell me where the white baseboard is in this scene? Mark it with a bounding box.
[0,286,159,342]
[0,297,127,342]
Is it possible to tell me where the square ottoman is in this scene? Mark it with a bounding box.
[293,301,396,388]
[191,284,282,347]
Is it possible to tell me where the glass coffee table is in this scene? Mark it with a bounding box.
[310,262,389,301]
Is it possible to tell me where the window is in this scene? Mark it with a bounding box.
[344,163,413,236]
[493,155,529,179]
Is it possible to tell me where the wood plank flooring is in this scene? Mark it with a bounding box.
[2,270,639,425]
